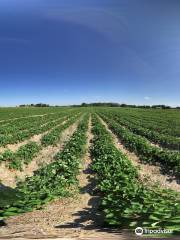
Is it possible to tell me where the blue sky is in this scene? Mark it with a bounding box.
[0,0,180,106]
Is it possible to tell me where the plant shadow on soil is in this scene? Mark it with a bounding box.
[54,161,179,239]
[141,161,180,185]
[119,140,180,186]
[0,183,19,227]
[54,164,124,237]
[0,183,19,208]
[159,166,180,185]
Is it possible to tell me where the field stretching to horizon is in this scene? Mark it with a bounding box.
[0,107,179,239]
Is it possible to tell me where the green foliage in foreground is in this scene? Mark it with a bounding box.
[0,115,89,219]
[91,115,180,233]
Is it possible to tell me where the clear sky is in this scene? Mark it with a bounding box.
[0,0,180,106]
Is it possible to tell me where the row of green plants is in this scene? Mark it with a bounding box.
[0,111,66,135]
[105,112,180,151]
[0,107,67,122]
[100,108,180,137]
[0,114,89,218]
[0,112,70,146]
[0,116,45,135]
[100,114,180,176]
[0,114,81,170]
[0,142,40,170]
[41,113,81,146]
[91,115,180,233]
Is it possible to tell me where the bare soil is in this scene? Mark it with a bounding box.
[0,120,79,188]
[98,116,180,192]
[0,117,126,240]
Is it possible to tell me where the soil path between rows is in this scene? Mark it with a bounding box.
[98,115,180,192]
[0,116,127,240]
[0,119,80,188]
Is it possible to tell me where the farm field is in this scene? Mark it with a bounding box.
[0,107,180,239]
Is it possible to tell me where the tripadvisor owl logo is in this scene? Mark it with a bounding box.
[135,227,173,236]
[135,227,143,236]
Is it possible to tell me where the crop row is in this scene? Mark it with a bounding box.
[0,112,71,146]
[103,112,180,150]
[99,114,180,176]
[0,114,81,170]
[0,112,78,147]
[0,107,70,123]
[91,115,180,232]
[0,114,89,218]
[0,107,79,132]
[0,142,40,170]
[0,115,51,134]
[41,113,81,146]
[99,108,180,137]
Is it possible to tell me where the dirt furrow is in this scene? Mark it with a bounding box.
[98,115,180,192]
[0,120,79,188]
[50,116,124,239]
[0,116,125,240]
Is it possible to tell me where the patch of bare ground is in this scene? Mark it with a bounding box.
[0,117,67,154]
[98,116,180,192]
[0,116,127,240]
[0,120,80,188]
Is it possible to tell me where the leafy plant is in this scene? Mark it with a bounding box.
[90,115,180,233]
[0,114,89,219]
[100,114,180,176]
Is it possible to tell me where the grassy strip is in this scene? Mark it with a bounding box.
[100,114,180,176]
[91,115,180,234]
[0,114,89,219]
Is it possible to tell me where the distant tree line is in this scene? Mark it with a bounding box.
[78,102,178,109]
[19,102,180,109]
[19,103,50,107]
